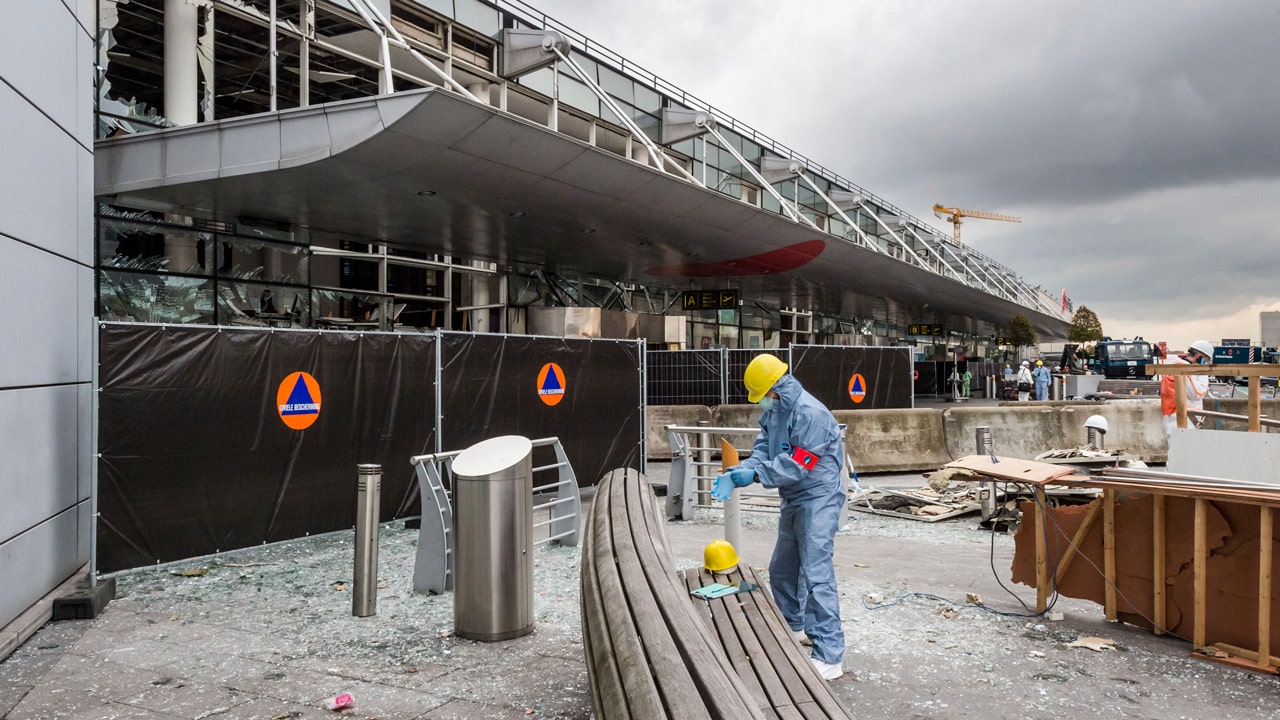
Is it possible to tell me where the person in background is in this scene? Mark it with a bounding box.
[1016,360,1034,401]
[961,363,973,398]
[1032,360,1051,401]
[1161,340,1212,436]
[710,353,846,680]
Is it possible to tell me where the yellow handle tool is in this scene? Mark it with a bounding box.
[720,437,739,473]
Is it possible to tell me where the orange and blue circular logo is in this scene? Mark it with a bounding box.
[848,373,867,404]
[278,371,322,430]
[537,363,566,407]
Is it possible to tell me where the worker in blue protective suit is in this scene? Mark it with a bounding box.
[710,353,846,681]
[1032,360,1052,401]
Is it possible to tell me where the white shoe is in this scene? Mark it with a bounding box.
[809,657,844,681]
[790,629,813,646]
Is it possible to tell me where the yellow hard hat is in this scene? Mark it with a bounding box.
[703,539,740,573]
[1036,360,1043,366]
[744,353,788,403]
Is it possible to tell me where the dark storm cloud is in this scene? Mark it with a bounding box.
[526,0,1280,345]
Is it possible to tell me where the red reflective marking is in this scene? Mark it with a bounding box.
[645,239,826,277]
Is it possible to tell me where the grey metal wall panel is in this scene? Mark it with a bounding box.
[0,386,82,544]
[77,383,92,502]
[0,240,85,387]
[0,506,83,629]
[0,83,80,257]
[0,0,80,140]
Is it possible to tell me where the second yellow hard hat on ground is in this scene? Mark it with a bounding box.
[703,539,740,573]
[744,353,788,403]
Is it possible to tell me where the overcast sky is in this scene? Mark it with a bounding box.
[531,0,1280,349]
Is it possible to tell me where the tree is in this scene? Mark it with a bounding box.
[1068,306,1104,344]
[1004,313,1038,353]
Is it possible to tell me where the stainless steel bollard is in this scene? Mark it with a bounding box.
[697,420,712,506]
[974,427,997,521]
[1088,427,1104,449]
[452,436,534,642]
[353,464,381,618]
[975,426,993,456]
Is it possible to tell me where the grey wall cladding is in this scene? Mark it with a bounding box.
[0,0,94,629]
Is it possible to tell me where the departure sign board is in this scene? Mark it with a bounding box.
[909,324,944,336]
[681,290,739,310]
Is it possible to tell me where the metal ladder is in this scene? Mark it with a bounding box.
[409,436,581,595]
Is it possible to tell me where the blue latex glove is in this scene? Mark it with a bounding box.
[727,467,755,487]
[711,474,734,502]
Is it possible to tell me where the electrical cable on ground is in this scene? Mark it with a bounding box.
[864,478,1203,652]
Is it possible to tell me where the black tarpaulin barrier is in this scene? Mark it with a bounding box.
[97,324,435,573]
[789,345,913,410]
[913,361,938,396]
[645,349,723,406]
[438,334,643,489]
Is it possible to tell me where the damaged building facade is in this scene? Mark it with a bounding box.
[2,0,1070,634]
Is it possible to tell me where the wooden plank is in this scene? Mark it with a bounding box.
[736,566,851,719]
[617,467,762,720]
[1147,363,1277,377]
[1199,652,1280,675]
[580,509,630,720]
[1212,641,1280,667]
[1259,505,1273,670]
[944,455,1079,485]
[1194,498,1208,648]
[588,475,663,720]
[1175,373,1188,429]
[1053,500,1100,587]
[1103,489,1117,621]
[682,570,773,712]
[1249,376,1262,432]
[1034,487,1049,613]
[1153,494,1166,635]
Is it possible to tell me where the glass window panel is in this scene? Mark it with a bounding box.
[671,138,695,156]
[598,66,634,105]
[567,51,598,82]
[740,139,760,162]
[633,83,660,113]
[762,193,781,215]
[99,270,215,324]
[558,76,600,116]
[407,0,453,19]
[98,217,212,276]
[311,287,387,322]
[518,67,554,97]
[454,0,499,34]
[216,236,308,284]
[218,281,307,327]
[388,262,443,297]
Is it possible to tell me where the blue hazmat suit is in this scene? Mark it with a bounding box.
[1032,365,1051,401]
[737,374,846,665]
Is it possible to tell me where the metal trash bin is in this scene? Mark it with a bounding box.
[452,435,534,641]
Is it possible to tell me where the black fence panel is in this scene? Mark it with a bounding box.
[439,334,642,488]
[646,350,723,406]
[789,345,912,410]
[97,324,436,573]
[725,348,778,405]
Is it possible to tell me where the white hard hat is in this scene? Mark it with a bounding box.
[1084,415,1109,433]
[1021,360,1029,366]
[1190,340,1214,358]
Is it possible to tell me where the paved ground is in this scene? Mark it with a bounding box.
[1,464,1276,720]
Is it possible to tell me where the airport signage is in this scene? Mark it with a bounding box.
[681,289,738,310]
[909,324,944,337]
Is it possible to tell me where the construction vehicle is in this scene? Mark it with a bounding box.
[932,204,1022,246]
[1090,337,1155,379]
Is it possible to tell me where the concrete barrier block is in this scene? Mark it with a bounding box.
[834,409,949,473]
[1060,401,1166,462]
[711,404,764,432]
[646,405,712,459]
[943,405,1066,461]
[1200,397,1280,433]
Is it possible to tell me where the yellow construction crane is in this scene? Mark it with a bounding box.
[932,204,1021,246]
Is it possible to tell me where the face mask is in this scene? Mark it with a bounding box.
[758,395,775,412]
